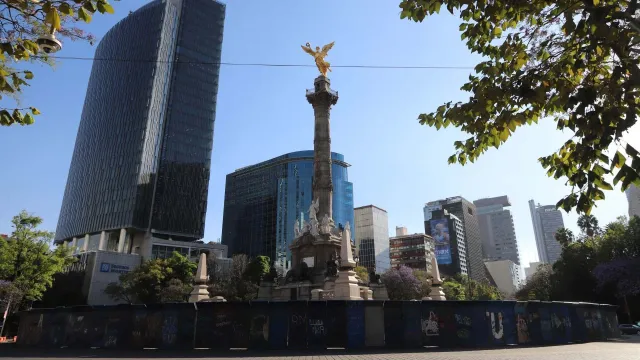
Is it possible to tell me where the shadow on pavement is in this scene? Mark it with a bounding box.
[0,339,635,359]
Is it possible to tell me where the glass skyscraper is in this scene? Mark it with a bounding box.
[221,151,354,267]
[55,0,225,246]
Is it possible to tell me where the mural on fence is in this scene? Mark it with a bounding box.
[15,300,620,350]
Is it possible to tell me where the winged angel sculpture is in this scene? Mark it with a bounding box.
[301,42,335,76]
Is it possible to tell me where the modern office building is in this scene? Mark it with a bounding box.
[528,200,565,264]
[627,184,640,219]
[423,197,484,280]
[49,0,225,305]
[389,228,434,272]
[354,205,390,272]
[55,0,226,257]
[221,151,354,268]
[474,196,522,279]
[484,260,520,295]
[424,210,468,277]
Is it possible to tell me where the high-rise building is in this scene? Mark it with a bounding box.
[474,196,522,279]
[49,0,225,305]
[529,200,565,264]
[424,210,468,277]
[389,228,433,272]
[353,205,390,272]
[55,0,225,253]
[423,197,484,281]
[221,151,354,267]
[627,184,640,219]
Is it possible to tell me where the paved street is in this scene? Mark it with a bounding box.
[1,339,639,360]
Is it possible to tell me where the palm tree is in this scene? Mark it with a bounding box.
[577,214,600,237]
[555,228,575,247]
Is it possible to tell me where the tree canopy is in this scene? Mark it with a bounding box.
[0,210,75,311]
[442,274,503,300]
[0,0,117,126]
[381,265,431,300]
[104,251,196,304]
[399,0,640,214]
[517,215,640,320]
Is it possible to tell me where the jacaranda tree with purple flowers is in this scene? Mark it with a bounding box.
[381,265,425,300]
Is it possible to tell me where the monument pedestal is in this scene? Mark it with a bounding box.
[334,267,362,300]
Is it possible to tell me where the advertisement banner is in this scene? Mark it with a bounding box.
[430,219,452,265]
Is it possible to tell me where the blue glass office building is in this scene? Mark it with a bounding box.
[55,0,225,244]
[221,151,354,265]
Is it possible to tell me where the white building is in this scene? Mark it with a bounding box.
[524,261,543,281]
[354,205,390,272]
[528,200,565,264]
[484,259,520,295]
[63,239,229,305]
[627,184,640,219]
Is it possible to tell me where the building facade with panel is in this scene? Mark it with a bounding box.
[54,0,225,257]
[221,151,354,268]
[423,196,483,280]
[389,227,434,272]
[424,211,468,277]
[473,196,522,281]
[528,200,565,264]
[354,205,390,272]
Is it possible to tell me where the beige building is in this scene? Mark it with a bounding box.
[484,259,520,295]
[354,205,390,272]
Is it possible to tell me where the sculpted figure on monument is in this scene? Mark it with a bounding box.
[320,213,331,234]
[301,41,335,76]
[293,220,301,238]
[308,198,319,222]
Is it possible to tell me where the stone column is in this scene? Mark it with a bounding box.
[98,231,107,251]
[82,234,89,252]
[117,229,127,253]
[306,75,339,220]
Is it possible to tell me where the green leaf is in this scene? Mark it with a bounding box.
[45,8,62,30]
[447,154,457,164]
[79,7,92,23]
[23,113,35,125]
[59,2,74,16]
[593,178,613,191]
[24,71,33,80]
[627,144,639,158]
[97,1,115,14]
[493,27,502,37]
[611,151,626,169]
[30,107,41,115]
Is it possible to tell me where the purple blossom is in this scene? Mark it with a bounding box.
[381,265,423,300]
[593,258,640,297]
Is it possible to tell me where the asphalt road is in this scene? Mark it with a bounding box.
[1,338,638,360]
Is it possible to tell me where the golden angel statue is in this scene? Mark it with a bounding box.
[301,41,335,76]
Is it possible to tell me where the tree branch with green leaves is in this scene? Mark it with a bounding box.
[399,0,640,214]
[0,0,117,126]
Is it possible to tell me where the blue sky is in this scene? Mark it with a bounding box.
[0,0,637,270]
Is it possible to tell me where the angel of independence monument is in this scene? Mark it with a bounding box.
[257,42,387,301]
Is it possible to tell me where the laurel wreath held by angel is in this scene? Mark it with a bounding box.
[301,41,335,76]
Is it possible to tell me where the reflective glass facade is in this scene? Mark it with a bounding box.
[55,0,225,243]
[221,151,354,267]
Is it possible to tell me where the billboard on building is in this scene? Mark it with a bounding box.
[429,219,452,265]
